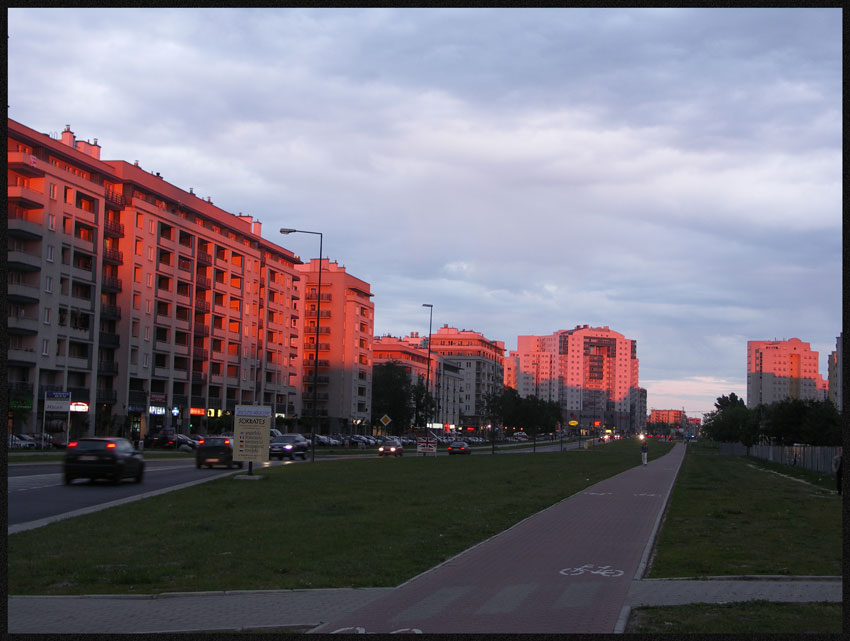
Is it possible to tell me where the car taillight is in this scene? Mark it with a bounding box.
[107,442,117,449]
[448,447,453,450]
[68,441,78,448]
[199,439,205,444]
[224,439,231,445]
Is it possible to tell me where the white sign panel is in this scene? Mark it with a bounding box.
[233,405,272,462]
[44,392,71,413]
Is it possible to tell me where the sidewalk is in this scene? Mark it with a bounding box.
[8,444,842,635]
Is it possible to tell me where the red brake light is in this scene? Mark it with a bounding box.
[107,442,117,449]
[68,441,78,448]
[199,439,205,444]
[224,439,231,445]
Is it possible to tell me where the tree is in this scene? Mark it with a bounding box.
[411,375,436,428]
[371,361,413,435]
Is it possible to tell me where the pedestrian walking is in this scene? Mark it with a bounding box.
[640,440,648,466]
[832,448,843,495]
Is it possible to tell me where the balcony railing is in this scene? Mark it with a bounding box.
[191,372,208,383]
[193,347,208,360]
[101,304,121,320]
[196,276,211,289]
[97,361,119,375]
[194,300,211,313]
[103,220,125,237]
[128,390,148,405]
[102,248,124,264]
[101,276,122,292]
[99,331,120,348]
[96,389,118,404]
[197,252,212,266]
[193,323,210,336]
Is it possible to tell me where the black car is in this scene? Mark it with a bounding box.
[447,441,471,455]
[195,436,243,469]
[145,429,177,449]
[64,437,145,484]
[270,433,309,460]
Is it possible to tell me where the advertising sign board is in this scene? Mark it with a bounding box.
[44,391,71,413]
[233,405,272,462]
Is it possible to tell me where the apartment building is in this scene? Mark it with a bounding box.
[827,333,842,412]
[427,325,504,428]
[649,409,686,427]
[7,119,302,439]
[747,338,827,408]
[506,325,640,432]
[294,259,373,433]
[372,332,463,428]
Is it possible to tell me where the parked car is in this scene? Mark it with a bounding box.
[270,433,310,460]
[145,429,177,449]
[378,439,404,457]
[25,433,54,448]
[12,434,37,449]
[64,437,144,484]
[195,436,243,469]
[447,441,471,455]
[174,434,199,450]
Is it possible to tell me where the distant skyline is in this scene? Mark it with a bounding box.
[8,8,842,415]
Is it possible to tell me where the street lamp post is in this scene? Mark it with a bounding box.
[281,228,323,463]
[422,304,433,455]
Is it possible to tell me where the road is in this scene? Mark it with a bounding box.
[7,457,299,529]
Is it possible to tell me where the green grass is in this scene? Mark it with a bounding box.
[8,439,670,595]
[648,441,842,577]
[626,601,842,634]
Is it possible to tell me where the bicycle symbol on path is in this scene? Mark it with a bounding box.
[559,563,624,577]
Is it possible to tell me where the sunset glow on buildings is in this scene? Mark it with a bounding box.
[746,338,828,409]
[505,325,642,432]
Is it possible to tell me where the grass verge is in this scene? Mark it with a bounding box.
[647,440,841,578]
[8,439,670,595]
[627,601,842,634]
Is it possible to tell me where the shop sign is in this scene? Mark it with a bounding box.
[190,407,205,416]
[10,397,33,410]
[149,406,166,416]
[70,401,89,412]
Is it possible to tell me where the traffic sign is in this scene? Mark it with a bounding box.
[380,414,392,427]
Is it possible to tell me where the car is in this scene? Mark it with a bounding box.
[195,436,243,469]
[10,434,37,449]
[64,437,144,484]
[174,434,199,450]
[378,439,403,457]
[270,433,309,460]
[145,429,177,449]
[447,441,471,455]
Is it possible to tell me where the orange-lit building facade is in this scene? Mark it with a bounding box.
[505,325,641,432]
[649,409,686,427]
[372,333,463,428]
[294,259,373,433]
[7,119,302,438]
[427,325,504,428]
[747,338,827,409]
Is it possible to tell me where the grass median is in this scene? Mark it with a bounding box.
[8,439,669,595]
[628,440,842,634]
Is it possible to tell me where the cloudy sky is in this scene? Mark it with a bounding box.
[8,8,842,415]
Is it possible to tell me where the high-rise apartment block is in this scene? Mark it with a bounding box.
[746,338,827,408]
[8,118,378,440]
[649,409,686,427]
[827,333,842,412]
[294,259,373,433]
[427,325,504,427]
[505,325,641,432]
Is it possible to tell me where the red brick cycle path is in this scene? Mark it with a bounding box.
[313,443,686,634]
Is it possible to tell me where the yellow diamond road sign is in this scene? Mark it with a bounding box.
[380,414,391,426]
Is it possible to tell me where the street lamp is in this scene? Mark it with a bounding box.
[281,228,323,463]
[422,303,433,455]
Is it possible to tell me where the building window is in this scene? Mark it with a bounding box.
[43,308,51,324]
[144,326,151,341]
[148,247,154,261]
[48,214,56,230]
[143,353,150,368]
[46,245,54,262]
[45,276,53,292]
[134,267,142,283]
[42,339,49,355]
[49,183,57,200]
[135,240,143,256]
[146,300,152,314]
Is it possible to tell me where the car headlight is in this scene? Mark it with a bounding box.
[284,444,293,450]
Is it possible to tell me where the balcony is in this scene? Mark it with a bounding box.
[8,152,46,177]
[173,394,189,407]
[96,389,118,404]
[193,347,208,360]
[194,300,211,313]
[101,276,123,292]
[128,390,148,405]
[7,313,39,335]
[193,323,210,337]
[105,190,126,210]
[196,276,211,290]
[102,248,124,264]
[9,381,33,395]
[103,219,125,237]
[7,282,41,304]
[7,206,44,240]
[7,184,44,209]
[99,331,120,348]
[69,387,90,401]
[101,304,122,320]
[303,359,330,367]
[98,361,119,375]
[191,372,208,384]
[191,395,206,407]
[8,249,42,272]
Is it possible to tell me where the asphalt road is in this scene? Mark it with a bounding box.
[7,457,298,528]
